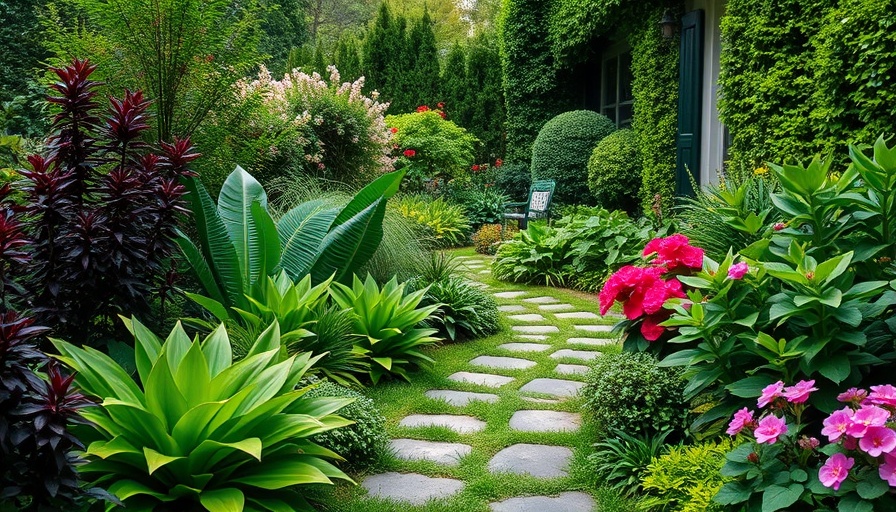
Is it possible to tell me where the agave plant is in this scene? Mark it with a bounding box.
[330,274,441,384]
[51,318,354,511]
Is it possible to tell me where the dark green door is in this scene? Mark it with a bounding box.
[676,9,705,197]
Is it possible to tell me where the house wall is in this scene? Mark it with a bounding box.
[686,0,725,186]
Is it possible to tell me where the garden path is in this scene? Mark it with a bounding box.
[358,253,623,511]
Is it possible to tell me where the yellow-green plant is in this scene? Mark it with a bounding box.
[639,438,737,512]
[52,318,353,511]
[393,195,470,248]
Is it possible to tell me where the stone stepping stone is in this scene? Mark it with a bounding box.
[390,439,472,466]
[539,303,575,312]
[555,311,600,319]
[398,414,486,433]
[550,349,602,361]
[470,355,537,370]
[499,305,526,313]
[568,337,618,346]
[509,410,582,432]
[520,378,585,398]
[489,492,596,512]
[515,334,548,341]
[512,325,560,334]
[479,269,492,274]
[487,444,573,478]
[522,396,561,404]
[448,371,515,388]
[494,291,528,299]
[362,472,464,505]
[574,324,614,333]
[555,364,590,376]
[454,256,472,260]
[523,296,561,304]
[469,282,489,289]
[508,313,546,322]
[466,264,485,269]
[425,389,499,406]
[498,343,551,353]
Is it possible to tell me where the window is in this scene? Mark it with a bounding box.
[601,46,633,128]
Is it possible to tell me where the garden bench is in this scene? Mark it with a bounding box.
[503,179,555,230]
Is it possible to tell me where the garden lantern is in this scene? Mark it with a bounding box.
[659,9,677,39]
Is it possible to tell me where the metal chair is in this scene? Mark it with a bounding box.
[503,179,555,230]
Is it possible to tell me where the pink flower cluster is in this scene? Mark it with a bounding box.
[599,235,704,341]
[726,380,818,442]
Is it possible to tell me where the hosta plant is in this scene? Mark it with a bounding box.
[51,318,354,511]
[330,275,441,383]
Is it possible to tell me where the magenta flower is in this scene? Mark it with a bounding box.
[642,234,705,271]
[868,385,896,407]
[758,381,784,408]
[783,380,818,404]
[819,453,855,490]
[880,453,896,486]
[837,387,868,404]
[726,407,756,436]
[754,415,788,444]
[847,405,890,438]
[727,262,749,280]
[822,408,854,443]
[859,426,896,457]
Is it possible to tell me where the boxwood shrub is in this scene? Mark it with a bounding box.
[587,128,642,213]
[305,381,388,469]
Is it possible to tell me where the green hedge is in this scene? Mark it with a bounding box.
[588,128,641,212]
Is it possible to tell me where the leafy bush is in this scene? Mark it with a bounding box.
[452,188,509,229]
[473,224,518,255]
[52,318,353,510]
[305,381,388,469]
[393,195,471,248]
[421,276,501,342]
[530,110,616,204]
[386,110,478,190]
[495,161,531,201]
[639,439,735,512]
[587,128,642,212]
[582,352,690,439]
[493,223,573,287]
[330,274,441,384]
[588,429,673,497]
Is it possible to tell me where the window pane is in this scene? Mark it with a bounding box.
[603,107,616,124]
[603,57,618,105]
[619,103,633,128]
[620,52,633,102]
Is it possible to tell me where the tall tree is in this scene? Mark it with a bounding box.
[307,0,377,47]
[407,9,440,108]
[363,3,394,95]
[259,0,308,77]
[334,33,363,82]
[441,42,469,126]
[0,0,50,136]
[466,34,505,160]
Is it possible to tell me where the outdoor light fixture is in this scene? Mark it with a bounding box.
[659,9,677,39]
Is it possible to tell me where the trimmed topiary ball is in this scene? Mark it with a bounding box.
[305,381,388,469]
[587,128,642,213]
[530,110,616,204]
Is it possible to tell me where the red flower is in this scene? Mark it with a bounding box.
[599,265,665,318]
[438,111,446,119]
[472,164,480,171]
[403,149,416,158]
[390,127,398,134]
[437,102,445,109]
[495,159,503,167]
[643,234,704,271]
[416,105,430,112]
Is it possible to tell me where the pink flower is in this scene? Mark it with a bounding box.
[859,426,896,457]
[880,453,896,486]
[868,385,896,407]
[640,315,667,341]
[783,380,818,404]
[641,277,685,315]
[726,407,755,436]
[837,387,868,404]
[758,381,785,408]
[819,453,855,490]
[773,222,786,231]
[848,405,890,438]
[754,415,788,444]
[798,436,820,450]
[403,149,416,158]
[822,408,854,443]
[727,262,750,280]
[642,234,705,271]
[598,265,664,318]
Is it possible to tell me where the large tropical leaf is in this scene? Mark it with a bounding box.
[310,199,387,283]
[331,169,404,227]
[278,199,339,280]
[217,167,277,288]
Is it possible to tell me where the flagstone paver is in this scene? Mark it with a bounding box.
[494,291,528,299]
[522,396,561,404]
[539,303,576,311]
[509,410,582,432]
[448,371,515,388]
[574,324,614,333]
[523,296,561,304]
[568,337,618,346]
[398,414,487,433]
[550,349,602,361]
[498,305,526,312]
[489,492,596,512]
[362,473,465,505]
[425,389,499,406]
[555,364,590,376]
[487,444,573,478]
[480,269,492,274]
[470,356,537,370]
[390,439,472,465]
[515,334,548,340]
[508,313,547,322]
[520,378,586,398]
[555,311,600,319]
[512,325,560,334]
[497,342,551,353]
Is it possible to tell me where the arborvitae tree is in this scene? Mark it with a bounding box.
[312,39,328,75]
[363,3,393,95]
[334,34,363,81]
[259,0,308,77]
[466,35,505,160]
[441,42,469,127]
[407,9,440,108]
[384,14,409,112]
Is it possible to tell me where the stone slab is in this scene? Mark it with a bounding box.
[555,364,590,376]
[550,349,602,361]
[523,296,561,304]
[448,371,515,388]
[466,264,485,269]
[574,324,614,333]
[494,291,528,299]
[512,325,560,334]
[555,311,600,319]
[362,472,464,505]
[508,313,546,322]
[470,355,537,370]
[568,337,618,346]
[539,303,576,312]
[398,414,486,433]
[490,492,596,512]
[425,389,499,406]
[499,305,526,312]
[498,343,551,353]
[487,444,573,478]
[515,334,548,341]
[522,396,561,404]
[479,269,492,274]
[390,439,472,465]
[509,410,582,432]
[520,378,586,398]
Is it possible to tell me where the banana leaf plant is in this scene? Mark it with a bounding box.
[51,318,354,511]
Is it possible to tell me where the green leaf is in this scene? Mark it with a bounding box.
[278,200,339,279]
[200,488,245,512]
[310,199,387,284]
[856,475,889,500]
[143,447,184,475]
[176,234,228,307]
[726,375,779,398]
[332,169,404,227]
[126,316,164,386]
[817,353,851,383]
[217,166,271,288]
[838,492,875,512]
[761,484,803,511]
[186,293,230,323]
[85,437,141,459]
[713,481,752,505]
[232,458,336,489]
[201,323,233,378]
